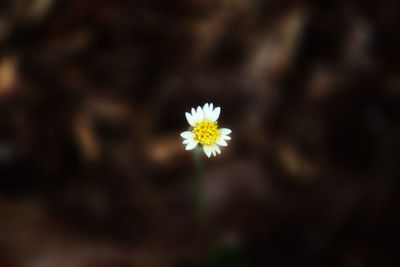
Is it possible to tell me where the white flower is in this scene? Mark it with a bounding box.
[180,103,231,157]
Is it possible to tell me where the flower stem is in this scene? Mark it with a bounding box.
[193,147,205,224]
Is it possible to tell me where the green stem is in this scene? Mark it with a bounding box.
[193,148,216,251]
[193,147,204,223]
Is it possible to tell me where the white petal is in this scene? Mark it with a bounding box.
[211,147,216,156]
[191,108,196,117]
[185,140,198,150]
[203,103,211,120]
[185,112,196,127]
[216,136,228,146]
[203,145,212,157]
[196,106,204,122]
[203,103,209,111]
[180,131,194,139]
[212,144,221,154]
[220,135,231,140]
[190,108,197,123]
[208,103,213,120]
[210,107,221,122]
[219,128,231,135]
[182,135,195,144]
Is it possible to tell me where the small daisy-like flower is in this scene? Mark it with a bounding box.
[180,103,231,157]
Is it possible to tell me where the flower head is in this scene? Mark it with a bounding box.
[181,103,231,157]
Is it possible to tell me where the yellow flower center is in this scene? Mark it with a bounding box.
[192,120,219,145]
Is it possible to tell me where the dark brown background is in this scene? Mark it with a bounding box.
[0,0,399,266]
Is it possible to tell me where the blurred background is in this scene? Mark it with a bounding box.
[0,0,400,266]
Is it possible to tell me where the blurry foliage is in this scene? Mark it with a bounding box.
[177,245,245,267]
[0,0,400,266]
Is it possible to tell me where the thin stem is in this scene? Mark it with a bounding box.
[193,147,204,223]
[192,148,215,250]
